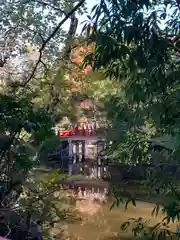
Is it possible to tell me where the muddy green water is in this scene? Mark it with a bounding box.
[31,170,176,240]
[67,201,176,240]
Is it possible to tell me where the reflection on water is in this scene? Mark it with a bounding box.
[66,190,177,240]
[75,187,107,215]
[32,170,177,239]
[56,185,176,240]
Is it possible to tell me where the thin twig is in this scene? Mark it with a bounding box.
[20,0,85,87]
[4,223,11,238]
[32,0,67,15]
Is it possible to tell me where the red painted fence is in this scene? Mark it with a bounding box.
[58,122,94,137]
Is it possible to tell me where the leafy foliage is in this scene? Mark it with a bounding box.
[0,0,87,59]
[0,0,89,238]
[89,0,180,237]
[120,217,176,240]
[85,0,180,164]
[0,92,57,238]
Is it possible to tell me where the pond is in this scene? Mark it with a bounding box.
[67,199,175,240]
[31,169,177,240]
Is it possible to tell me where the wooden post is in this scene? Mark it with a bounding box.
[75,140,79,163]
[68,140,73,175]
[96,141,98,178]
[82,140,85,162]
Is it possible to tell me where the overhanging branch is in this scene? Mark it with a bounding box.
[33,0,67,15]
[20,0,85,87]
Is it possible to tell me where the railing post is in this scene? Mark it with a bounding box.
[75,140,79,163]
[82,140,85,162]
[68,140,73,175]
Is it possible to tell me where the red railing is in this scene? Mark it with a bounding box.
[58,122,96,137]
[58,121,110,137]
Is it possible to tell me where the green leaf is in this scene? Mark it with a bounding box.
[131,198,136,207]
[110,200,116,210]
[125,199,131,210]
[121,221,130,231]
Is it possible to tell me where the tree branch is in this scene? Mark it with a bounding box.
[63,12,78,60]
[20,0,85,87]
[33,0,67,15]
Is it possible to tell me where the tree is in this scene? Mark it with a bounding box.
[0,0,89,239]
[89,0,180,237]
[90,0,180,134]
[0,93,56,238]
[89,0,180,161]
[0,0,87,59]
